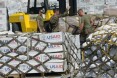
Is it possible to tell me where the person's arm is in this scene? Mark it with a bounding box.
[37,20,41,32]
[90,17,94,26]
[89,15,94,26]
[79,23,84,33]
[58,8,69,18]
[50,15,58,25]
[79,17,85,33]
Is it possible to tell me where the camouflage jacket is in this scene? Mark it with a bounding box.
[50,10,69,32]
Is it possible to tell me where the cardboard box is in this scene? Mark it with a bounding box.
[32,44,64,53]
[0,15,7,22]
[59,18,66,32]
[43,60,67,72]
[0,22,7,31]
[0,32,80,74]
[32,36,64,52]
[59,16,79,32]
[0,51,67,74]
[41,52,66,62]
[17,37,27,43]
[44,45,64,53]
[0,1,5,8]
[0,60,67,74]
[0,66,12,74]
[17,46,27,53]
[104,8,117,16]
[33,42,47,51]
[0,37,28,49]
[28,60,67,73]
[0,56,11,63]
[0,8,7,31]
[0,46,11,54]
[39,32,64,43]
[0,8,6,15]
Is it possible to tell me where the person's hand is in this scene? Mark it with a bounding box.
[66,6,71,10]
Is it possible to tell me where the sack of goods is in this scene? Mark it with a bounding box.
[80,17,117,77]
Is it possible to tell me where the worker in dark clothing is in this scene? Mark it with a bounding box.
[77,9,94,45]
[36,9,45,32]
[50,7,70,32]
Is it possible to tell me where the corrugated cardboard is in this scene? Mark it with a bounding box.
[0,8,7,31]
[44,45,64,53]
[39,32,64,43]
[0,1,5,8]
[0,60,67,74]
[59,16,79,32]
[41,52,66,62]
[0,32,80,74]
[32,35,64,52]
[0,8,6,15]
[104,8,117,16]
[0,15,7,22]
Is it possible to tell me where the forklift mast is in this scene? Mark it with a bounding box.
[27,0,30,13]
[27,0,49,14]
[27,0,77,15]
[44,0,49,12]
[57,0,77,16]
[57,0,66,14]
[69,0,77,16]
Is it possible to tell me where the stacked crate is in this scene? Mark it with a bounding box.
[0,32,81,77]
[0,7,7,31]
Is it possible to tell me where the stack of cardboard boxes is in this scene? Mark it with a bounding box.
[0,1,7,31]
[0,32,80,75]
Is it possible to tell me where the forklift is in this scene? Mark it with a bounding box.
[9,0,55,32]
[9,0,77,33]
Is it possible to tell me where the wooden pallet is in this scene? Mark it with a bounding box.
[5,74,22,78]
[7,74,20,78]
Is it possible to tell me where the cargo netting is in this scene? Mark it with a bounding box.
[81,22,117,78]
[0,32,81,78]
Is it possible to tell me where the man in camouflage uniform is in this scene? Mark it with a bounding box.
[78,9,94,45]
[37,9,45,32]
[50,8,69,32]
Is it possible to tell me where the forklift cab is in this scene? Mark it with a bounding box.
[9,0,55,32]
[9,0,77,32]
[27,0,56,21]
[27,0,77,20]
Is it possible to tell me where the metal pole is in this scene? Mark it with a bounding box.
[27,0,30,13]
[58,0,66,14]
[69,0,77,16]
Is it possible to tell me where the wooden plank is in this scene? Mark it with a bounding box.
[6,74,20,78]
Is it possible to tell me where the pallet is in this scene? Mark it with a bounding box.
[25,70,79,78]
[25,72,66,77]
[4,74,24,78]
[26,76,61,78]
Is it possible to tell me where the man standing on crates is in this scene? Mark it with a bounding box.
[77,9,94,45]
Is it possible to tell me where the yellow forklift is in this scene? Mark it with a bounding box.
[9,0,55,32]
[9,0,77,33]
